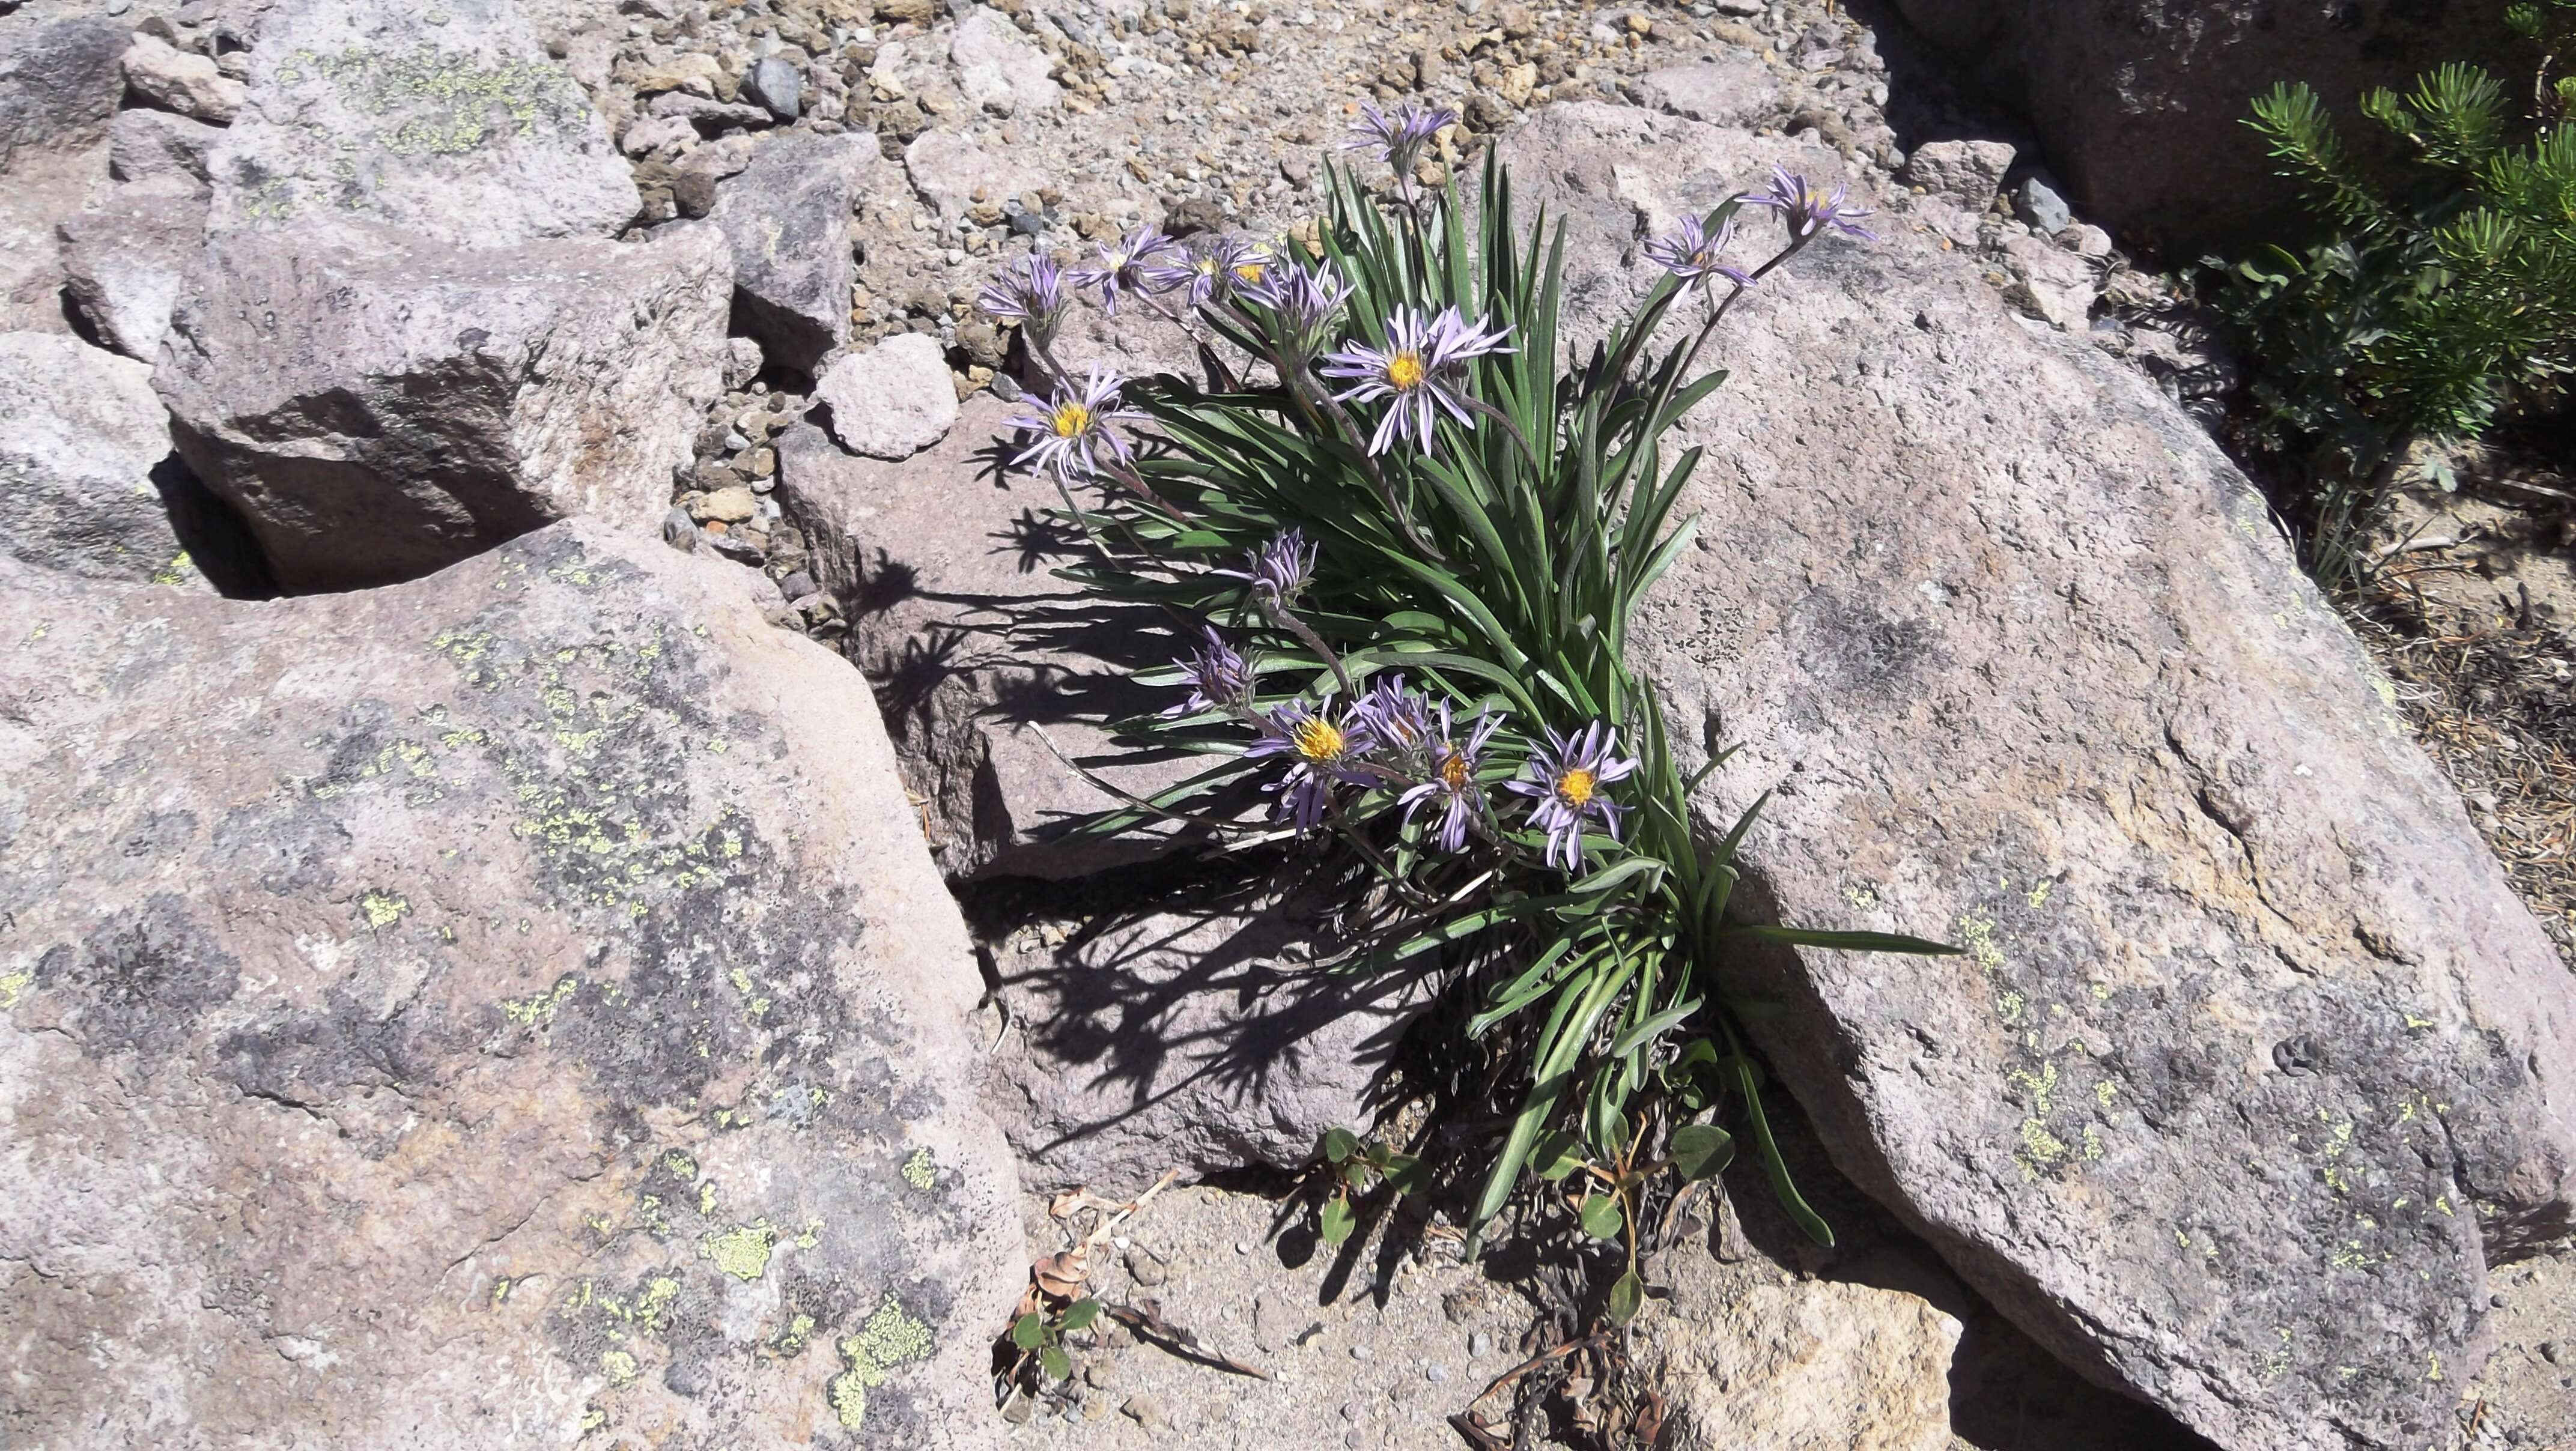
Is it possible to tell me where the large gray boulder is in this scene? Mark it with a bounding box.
[774,399,1208,880]
[0,520,1021,1450]
[1501,103,2576,1451]
[156,220,731,592]
[0,330,193,585]
[985,878,1432,1191]
[706,131,882,374]
[1886,0,2519,253]
[208,0,639,247]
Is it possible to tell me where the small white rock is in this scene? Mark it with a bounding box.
[814,334,959,461]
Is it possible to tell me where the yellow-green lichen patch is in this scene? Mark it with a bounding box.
[600,1349,638,1387]
[634,1277,680,1328]
[699,1222,775,1282]
[827,1300,936,1431]
[1957,911,2004,973]
[901,1147,937,1191]
[774,1312,817,1357]
[297,45,581,156]
[358,889,410,929]
[151,552,195,586]
[0,969,31,1010]
[502,975,580,1028]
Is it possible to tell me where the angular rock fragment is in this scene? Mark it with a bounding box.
[1643,1264,1963,1451]
[1504,101,2576,1451]
[706,132,886,374]
[0,15,126,165]
[0,520,1022,1450]
[122,32,247,125]
[207,0,639,247]
[904,129,1045,226]
[58,183,204,360]
[1898,138,2015,210]
[156,221,731,592]
[0,330,193,584]
[813,332,959,460]
[108,105,220,190]
[950,7,1059,117]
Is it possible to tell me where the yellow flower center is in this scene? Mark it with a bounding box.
[1291,717,1346,763]
[1384,349,1427,391]
[1555,767,1596,808]
[1233,261,1268,284]
[1195,257,1220,275]
[1050,402,1092,438]
[1438,750,1471,790]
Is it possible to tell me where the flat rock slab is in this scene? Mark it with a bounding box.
[210,0,638,246]
[157,220,729,592]
[0,520,1020,1450]
[774,398,1212,880]
[0,330,193,585]
[816,332,960,459]
[1502,103,2576,1451]
[0,14,126,165]
[983,879,1432,1190]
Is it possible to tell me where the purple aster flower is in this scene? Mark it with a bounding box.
[977,253,1072,348]
[1643,213,1758,294]
[1503,721,1638,872]
[1238,258,1355,363]
[1344,101,1456,186]
[1068,226,1180,317]
[1740,164,1877,242]
[1215,528,1316,605]
[1140,235,1272,307]
[1398,701,1502,853]
[1012,366,1144,483]
[1317,304,1514,455]
[1361,674,1434,756]
[1245,695,1380,832]
[1162,626,1252,718]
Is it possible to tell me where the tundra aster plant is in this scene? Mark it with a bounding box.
[978,130,1951,1297]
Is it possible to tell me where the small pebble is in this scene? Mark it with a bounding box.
[1349,1343,1369,1361]
[1120,1393,1169,1432]
[1468,1331,1492,1359]
[1426,1363,1450,1384]
[1341,1402,1364,1423]
[1235,1240,1253,1256]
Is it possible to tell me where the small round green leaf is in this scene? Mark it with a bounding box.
[1039,1345,1072,1382]
[1323,1127,1360,1164]
[1533,1128,1584,1183]
[1669,1122,1736,1182]
[1010,1312,1044,1351]
[1579,1192,1624,1241]
[1059,1298,1101,1333]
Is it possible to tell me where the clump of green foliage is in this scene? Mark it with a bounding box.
[977,101,1951,1309]
[2210,0,2576,591]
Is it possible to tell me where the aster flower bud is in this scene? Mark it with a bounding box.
[1741,164,1877,243]
[1643,214,1758,294]
[977,253,1072,350]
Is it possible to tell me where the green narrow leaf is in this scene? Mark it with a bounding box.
[1531,1127,1585,1183]
[1719,924,1964,955]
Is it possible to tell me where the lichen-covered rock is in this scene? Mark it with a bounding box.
[209,0,639,246]
[707,131,889,374]
[1502,103,2576,1451]
[0,520,1021,1450]
[156,220,730,592]
[0,330,193,585]
[984,880,1432,1190]
[773,401,1211,880]
[59,183,205,361]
